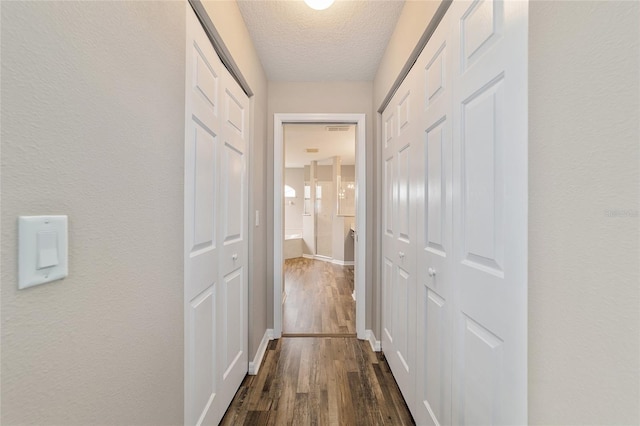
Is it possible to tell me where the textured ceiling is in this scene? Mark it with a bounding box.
[237,0,405,81]
[285,124,355,168]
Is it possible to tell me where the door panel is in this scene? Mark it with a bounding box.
[185,5,250,425]
[192,125,216,251]
[384,156,394,236]
[190,287,215,421]
[221,143,244,244]
[217,70,249,413]
[452,0,528,424]
[222,269,244,379]
[381,82,418,410]
[415,10,454,425]
[460,315,504,425]
[185,5,222,425]
[397,144,411,242]
[425,289,446,421]
[461,78,505,275]
[383,258,394,343]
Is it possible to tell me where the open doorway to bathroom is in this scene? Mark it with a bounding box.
[282,124,356,335]
[273,113,366,340]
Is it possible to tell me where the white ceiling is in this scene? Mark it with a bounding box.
[284,124,355,168]
[236,0,405,81]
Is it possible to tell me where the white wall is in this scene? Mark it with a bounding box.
[528,1,639,424]
[1,2,185,424]
[284,168,305,235]
[201,0,269,358]
[267,81,374,327]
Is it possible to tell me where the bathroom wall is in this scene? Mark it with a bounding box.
[284,168,305,236]
[301,163,355,263]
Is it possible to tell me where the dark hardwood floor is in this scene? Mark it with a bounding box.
[283,257,355,335]
[220,337,415,425]
[220,258,413,425]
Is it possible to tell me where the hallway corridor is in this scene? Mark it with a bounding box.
[219,258,413,424]
[220,337,414,425]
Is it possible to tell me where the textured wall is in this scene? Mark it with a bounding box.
[201,1,270,359]
[529,1,640,424]
[267,81,374,328]
[1,2,185,424]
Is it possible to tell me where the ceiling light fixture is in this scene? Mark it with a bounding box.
[304,0,335,11]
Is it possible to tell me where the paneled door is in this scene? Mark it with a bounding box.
[450,0,528,424]
[414,9,454,426]
[216,69,249,414]
[184,5,249,425]
[184,5,222,425]
[381,76,419,410]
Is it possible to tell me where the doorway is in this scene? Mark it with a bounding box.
[273,114,366,340]
[282,124,356,334]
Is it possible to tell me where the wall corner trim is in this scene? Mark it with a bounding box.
[248,329,274,375]
[366,330,381,352]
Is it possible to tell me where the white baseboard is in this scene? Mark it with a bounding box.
[331,259,355,266]
[365,329,381,352]
[248,329,274,375]
[302,254,354,266]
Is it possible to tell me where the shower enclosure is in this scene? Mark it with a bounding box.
[302,156,355,262]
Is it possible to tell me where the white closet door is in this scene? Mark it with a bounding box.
[184,5,222,425]
[451,0,528,424]
[381,75,419,410]
[184,6,250,425]
[414,9,454,426]
[216,70,249,414]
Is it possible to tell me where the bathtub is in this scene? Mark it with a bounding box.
[284,234,303,260]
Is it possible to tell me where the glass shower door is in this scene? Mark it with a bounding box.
[315,181,333,258]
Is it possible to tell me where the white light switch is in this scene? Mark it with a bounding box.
[19,215,68,289]
[37,231,59,269]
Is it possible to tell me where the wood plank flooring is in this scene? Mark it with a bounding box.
[283,258,355,334]
[220,337,415,425]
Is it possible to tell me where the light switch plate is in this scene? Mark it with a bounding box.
[19,215,68,289]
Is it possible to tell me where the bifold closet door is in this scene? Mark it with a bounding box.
[380,0,528,424]
[184,5,223,424]
[216,68,249,415]
[450,0,528,424]
[184,5,249,425]
[381,73,419,410]
[414,8,454,426]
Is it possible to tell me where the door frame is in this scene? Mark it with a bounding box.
[273,113,366,340]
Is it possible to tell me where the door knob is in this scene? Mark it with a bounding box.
[428,267,436,277]
[232,253,238,261]
[399,251,405,258]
